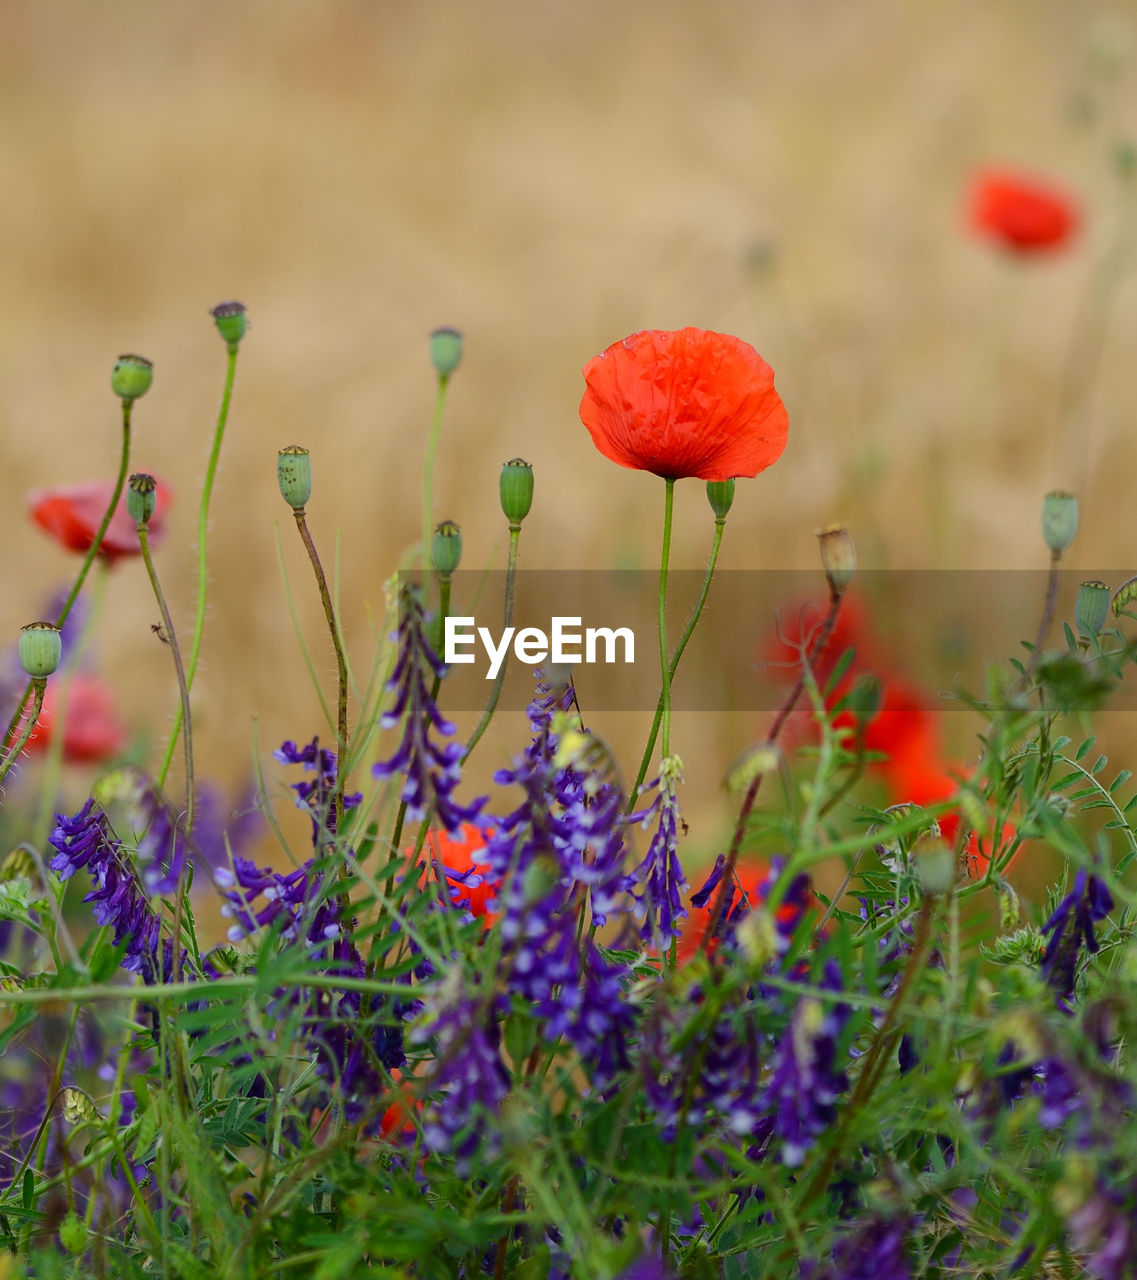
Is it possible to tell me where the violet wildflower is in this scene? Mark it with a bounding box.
[631,756,688,947]
[689,854,813,960]
[1040,869,1113,1007]
[372,585,485,832]
[276,736,361,841]
[1063,1172,1137,1280]
[766,958,850,1166]
[803,1215,912,1280]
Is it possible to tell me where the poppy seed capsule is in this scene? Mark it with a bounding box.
[18,621,62,679]
[126,473,157,525]
[705,479,736,520]
[277,446,312,510]
[1075,580,1110,638]
[429,326,463,378]
[1042,490,1078,555]
[817,524,856,595]
[211,300,248,350]
[110,354,153,402]
[500,458,534,526]
[432,520,462,579]
[848,673,883,725]
[1112,575,1137,618]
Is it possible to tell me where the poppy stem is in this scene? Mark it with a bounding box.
[155,344,240,793]
[422,372,451,585]
[1,400,134,755]
[291,508,350,840]
[0,680,47,789]
[463,523,522,762]
[628,508,726,810]
[657,478,676,759]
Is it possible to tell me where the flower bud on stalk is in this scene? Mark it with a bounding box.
[429,326,464,378]
[1113,575,1137,619]
[1075,580,1110,639]
[1042,490,1078,556]
[817,524,856,596]
[705,479,735,520]
[127,473,157,526]
[499,458,534,527]
[211,301,248,351]
[277,446,313,511]
[18,622,62,680]
[432,520,463,580]
[110,354,153,402]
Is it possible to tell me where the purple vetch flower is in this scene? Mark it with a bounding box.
[802,1215,912,1280]
[1064,1173,1137,1280]
[275,736,362,842]
[631,757,688,946]
[766,958,850,1166]
[1040,869,1113,1007]
[410,971,510,1171]
[372,585,485,833]
[48,799,187,981]
[689,854,814,961]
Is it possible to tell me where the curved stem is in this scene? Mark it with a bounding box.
[422,374,450,579]
[156,345,239,791]
[293,509,350,839]
[2,402,133,751]
[430,576,451,706]
[629,512,725,809]
[0,681,47,788]
[463,523,521,762]
[656,479,676,759]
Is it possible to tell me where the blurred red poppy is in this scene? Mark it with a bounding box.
[23,674,127,763]
[579,328,789,481]
[425,825,497,922]
[28,478,172,565]
[969,170,1079,254]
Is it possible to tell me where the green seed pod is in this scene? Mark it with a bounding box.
[432,520,463,579]
[18,621,62,679]
[111,353,153,402]
[211,300,248,350]
[817,523,856,595]
[847,673,883,725]
[705,479,736,520]
[127,472,157,525]
[1075,579,1110,639]
[1113,575,1137,618]
[1042,490,1078,555]
[277,445,312,510]
[500,457,534,526]
[429,326,464,378]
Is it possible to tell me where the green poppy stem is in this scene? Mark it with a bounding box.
[656,478,676,760]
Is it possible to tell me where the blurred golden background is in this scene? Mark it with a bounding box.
[2,0,1136,867]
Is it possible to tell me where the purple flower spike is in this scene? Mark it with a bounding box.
[631,757,688,947]
[1040,869,1113,1007]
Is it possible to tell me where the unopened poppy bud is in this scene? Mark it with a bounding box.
[18,622,62,679]
[277,446,312,510]
[127,473,157,525]
[1075,580,1110,638]
[500,458,534,526]
[111,354,153,402]
[705,479,735,520]
[1113,575,1137,618]
[848,673,883,725]
[817,524,856,595]
[211,301,248,351]
[1042,490,1078,555]
[432,520,462,579]
[914,839,956,895]
[429,326,464,378]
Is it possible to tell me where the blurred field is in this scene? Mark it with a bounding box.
[2,0,1136,863]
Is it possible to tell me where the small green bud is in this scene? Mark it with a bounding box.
[1042,490,1078,555]
[1114,575,1137,618]
[499,457,534,526]
[432,520,463,579]
[913,839,956,895]
[58,1211,87,1255]
[705,479,735,520]
[817,523,856,595]
[1075,579,1110,638]
[211,300,248,350]
[429,326,464,378]
[847,673,883,725]
[18,622,62,679]
[277,445,312,510]
[127,472,157,526]
[111,353,153,402]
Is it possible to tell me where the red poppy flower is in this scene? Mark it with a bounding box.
[28,478,173,565]
[579,328,789,481]
[425,825,497,922]
[22,674,127,763]
[968,170,1079,254]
